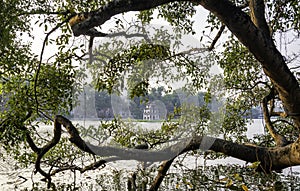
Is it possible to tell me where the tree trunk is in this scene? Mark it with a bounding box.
[198,0,300,128]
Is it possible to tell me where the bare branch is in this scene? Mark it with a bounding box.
[88,29,150,64]
[208,24,225,51]
[71,0,181,36]
[34,119,62,188]
[88,36,94,65]
[26,114,300,185]
[46,159,107,177]
[149,159,174,191]
[231,80,271,91]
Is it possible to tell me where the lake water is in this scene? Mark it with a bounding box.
[0,119,299,190]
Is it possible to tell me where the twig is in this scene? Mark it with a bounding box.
[18,175,28,184]
[34,17,71,114]
[17,10,70,17]
[208,25,225,51]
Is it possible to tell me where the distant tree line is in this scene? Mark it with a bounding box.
[94,86,184,119]
[91,86,229,120]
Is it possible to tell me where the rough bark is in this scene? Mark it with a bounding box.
[35,119,62,187]
[26,116,107,188]
[249,0,271,37]
[198,0,300,128]
[77,127,300,172]
[208,24,225,51]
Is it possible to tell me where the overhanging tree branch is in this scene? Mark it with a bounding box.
[53,116,300,171]
[34,19,70,114]
[197,0,300,128]
[34,118,62,188]
[149,159,175,191]
[71,0,181,36]
[19,114,300,187]
[70,0,300,128]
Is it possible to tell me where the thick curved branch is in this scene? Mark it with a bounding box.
[32,115,105,187]
[20,125,41,153]
[54,116,300,172]
[84,133,300,172]
[55,115,95,155]
[35,119,62,188]
[262,89,290,146]
[16,111,42,154]
[71,0,180,36]
[29,114,300,186]
[198,0,300,128]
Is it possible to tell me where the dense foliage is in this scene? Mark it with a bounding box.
[0,0,299,190]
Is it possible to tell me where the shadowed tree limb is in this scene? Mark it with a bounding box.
[71,0,181,36]
[54,116,300,172]
[208,24,225,51]
[28,115,98,187]
[17,110,42,154]
[34,119,62,188]
[197,0,300,128]
[55,115,96,154]
[262,88,290,146]
[85,133,300,172]
[20,115,300,188]
[53,116,300,171]
[149,159,175,191]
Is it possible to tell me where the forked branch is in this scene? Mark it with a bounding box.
[262,89,290,146]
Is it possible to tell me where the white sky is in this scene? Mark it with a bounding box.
[27,5,299,93]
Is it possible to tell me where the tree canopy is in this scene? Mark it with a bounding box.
[0,0,300,190]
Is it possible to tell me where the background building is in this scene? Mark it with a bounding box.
[143,101,167,120]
